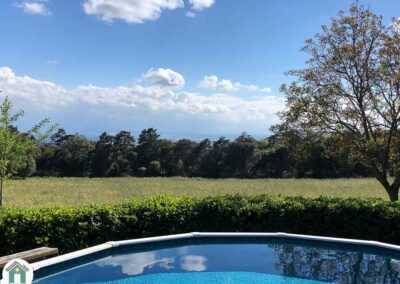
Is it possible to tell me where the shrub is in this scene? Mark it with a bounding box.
[138,167,147,177]
[1,195,400,255]
[148,161,161,176]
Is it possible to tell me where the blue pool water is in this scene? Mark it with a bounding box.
[34,237,400,283]
[85,272,327,283]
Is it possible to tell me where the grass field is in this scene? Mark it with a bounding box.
[1,177,387,207]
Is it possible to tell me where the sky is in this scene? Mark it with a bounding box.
[0,0,399,140]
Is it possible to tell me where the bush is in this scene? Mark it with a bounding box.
[1,195,400,255]
[138,167,147,177]
[148,161,161,176]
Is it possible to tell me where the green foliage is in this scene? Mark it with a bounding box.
[137,128,160,169]
[31,126,373,180]
[0,96,55,205]
[148,161,161,176]
[1,195,400,255]
[138,167,147,177]
[0,98,32,182]
[51,133,94,177]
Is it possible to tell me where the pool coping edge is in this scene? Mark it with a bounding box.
[31,232,400,271]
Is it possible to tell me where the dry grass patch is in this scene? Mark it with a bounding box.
[2,177,384,207]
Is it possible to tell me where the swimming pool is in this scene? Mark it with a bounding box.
[32,233,400,283]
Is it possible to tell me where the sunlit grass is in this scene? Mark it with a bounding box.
[2,177,385,208]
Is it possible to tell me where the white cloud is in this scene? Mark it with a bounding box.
[16,1,51,16]
[189,0,215,11]
[0,66,283,136]
[0,67,72,108]
[45,60,58,65]
[83,0,184,24]
[200,75,240,91]
[143,68,185,87]
[200,75,272,93]
[185,11,196,18]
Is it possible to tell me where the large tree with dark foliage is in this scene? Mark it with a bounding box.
[113,131,136,176]
[91,132,115,177]
[279,4,400,200]
[188,139,212,177]
[172,139,197,176]
[225,133,260,178]
[137,128,161,171]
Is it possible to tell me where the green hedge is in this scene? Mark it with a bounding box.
[1,195,400,255]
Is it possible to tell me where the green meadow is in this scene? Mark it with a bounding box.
[2,177,386,207]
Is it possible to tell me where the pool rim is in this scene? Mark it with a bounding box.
[31,232,400,272]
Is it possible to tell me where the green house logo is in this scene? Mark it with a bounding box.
[1,259,33,284]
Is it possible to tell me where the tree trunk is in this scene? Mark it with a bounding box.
[376,174,399,202]
[387,184,399,202]
[0,179,3,206]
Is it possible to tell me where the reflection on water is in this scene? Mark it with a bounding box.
[35,239,400,284]
[96,252,207,276]
[97,252,175,276]
[180,255,207,272]
[270,243,400,283]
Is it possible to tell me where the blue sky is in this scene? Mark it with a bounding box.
[0,0,399,140]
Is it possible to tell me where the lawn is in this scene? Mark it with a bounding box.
[1,177,387,207]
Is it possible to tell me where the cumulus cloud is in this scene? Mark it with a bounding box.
[200,75,272,93]
[143,68,185,87]
[83,0,184,24]
[0,67,72,108]
[16,1,51,16]
[189,0,215,11]
[0,66,284,136]
[185,11,196,18]
[200,75,240,91]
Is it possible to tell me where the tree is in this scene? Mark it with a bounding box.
[91,132,115,177]
[188,139,211,177]
[253,137,292,178]
[148,160,161,176]
[158,139,175,176]
[137,128,160,168]
[172,139,196,176]
[51,128,70,146]
[113,131,136,176]
[225,133,260,178]
[279,4,400,200]
[91,131,136,177]
[201,137,230,178]
[54,134,94,177]
[0,96,55,205]
[35,143,59,176]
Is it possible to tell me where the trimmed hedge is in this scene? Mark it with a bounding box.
[1,195,400,255]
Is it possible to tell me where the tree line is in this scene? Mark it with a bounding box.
[24,127,370,179]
